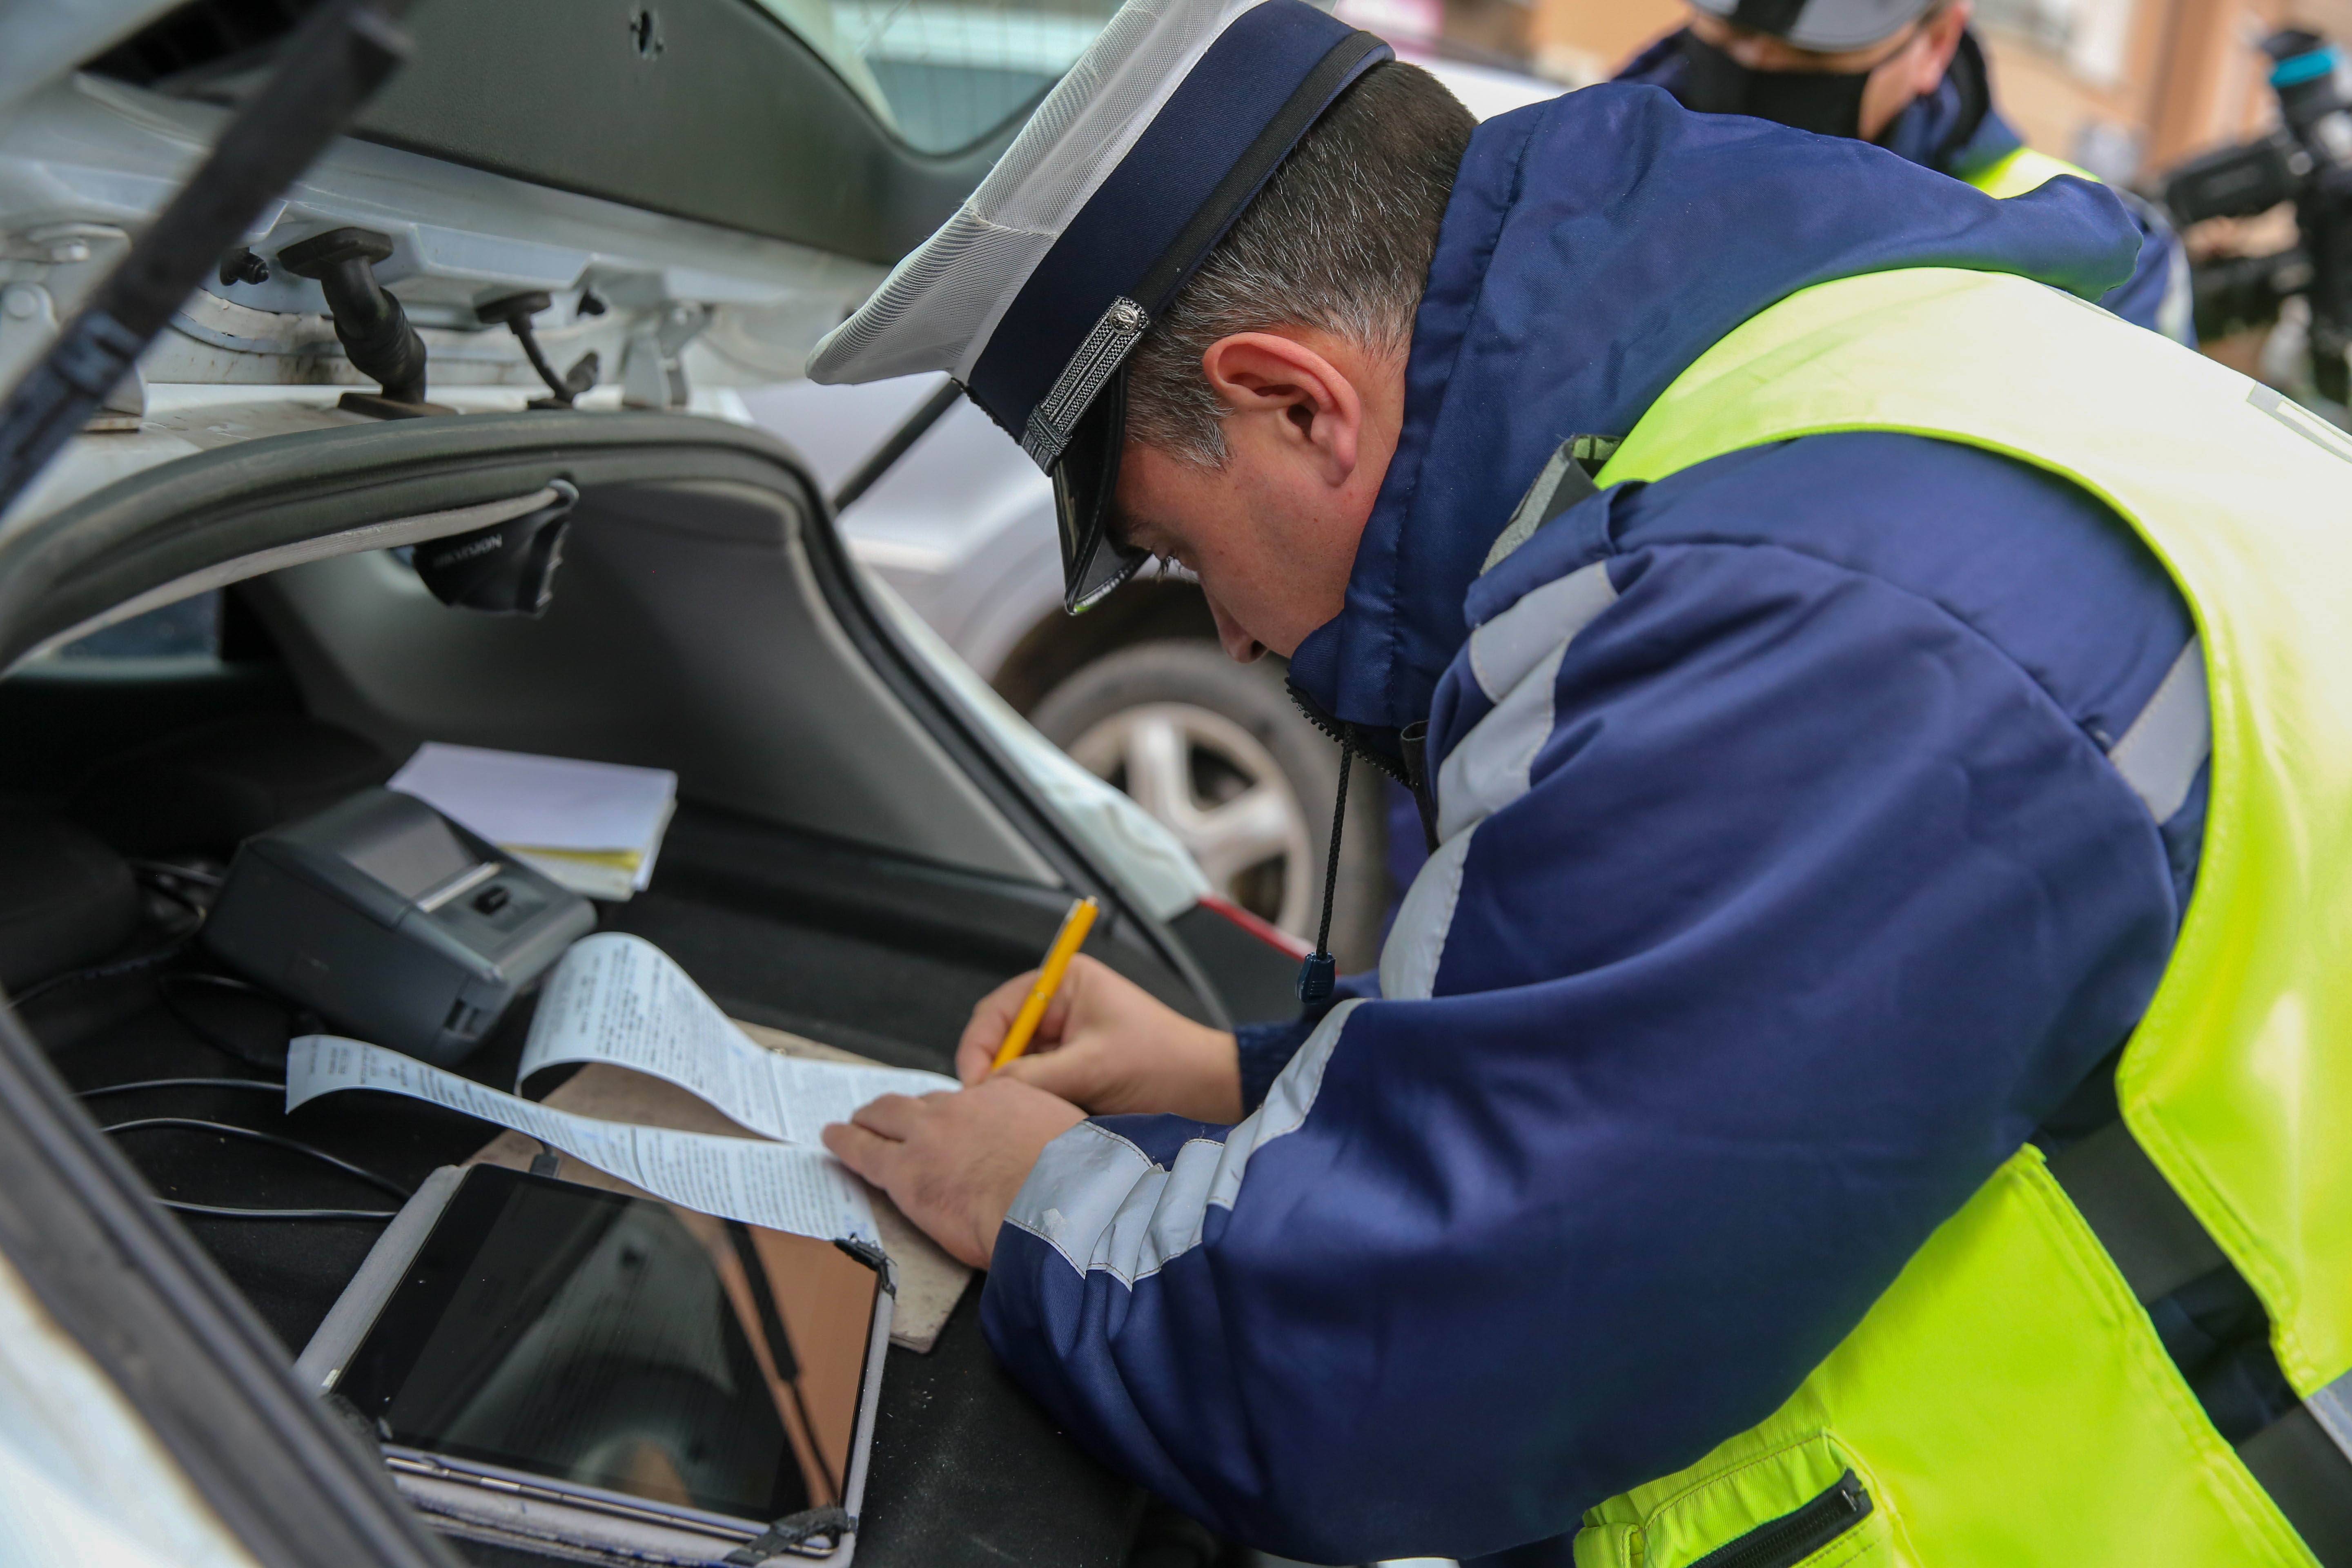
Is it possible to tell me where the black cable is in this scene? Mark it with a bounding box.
[831,377,963,512]
[1315,742,1351,954]
[102,1118,412,1199]
[1294,740,1351,1005]
[9,865,227,1011]
[162,1201,397,1222]
[87,1082,406,1224]
[127,859,224,889]
[76,1078,285,1100]
[509,319,569,401]
[68,980,403,1225]
[157,971,312,1068]
[9,937,192,1006]
[134,876,212,927]
[165,971,265,996]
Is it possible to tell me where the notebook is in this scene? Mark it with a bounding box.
[389,743,677,901]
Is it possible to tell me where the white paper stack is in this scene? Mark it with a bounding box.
[389,742,678,901]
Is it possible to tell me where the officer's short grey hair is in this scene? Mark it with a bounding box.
[1125,61,1474,468]
[809,0,1432,610]
[1689,0,1940,51]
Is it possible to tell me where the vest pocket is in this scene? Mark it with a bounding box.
[1684,1470,1873,1568]
[1572,1435,1893,1568]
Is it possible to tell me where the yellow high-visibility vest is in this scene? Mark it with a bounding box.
[1963,146,2195,344]
[1960,144,2093,200]
[1567,267,2352,1566]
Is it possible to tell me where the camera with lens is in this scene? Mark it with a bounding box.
[2164,31,2352,402]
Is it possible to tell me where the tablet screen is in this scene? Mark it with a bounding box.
[333,1166,879,1523]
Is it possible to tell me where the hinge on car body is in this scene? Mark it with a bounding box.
[621,301,710,409]
[276,226,446,417]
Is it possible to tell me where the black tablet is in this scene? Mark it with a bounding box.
[296,1164,892,1567]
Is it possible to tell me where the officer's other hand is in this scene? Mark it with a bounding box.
[822,1077,1083,1269]
[956,953,1243,1123]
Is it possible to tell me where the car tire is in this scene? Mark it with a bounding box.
[1031,640,1390,972]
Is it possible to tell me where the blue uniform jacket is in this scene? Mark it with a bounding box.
[1616,27,2194,343]
[980,87,2209,1564]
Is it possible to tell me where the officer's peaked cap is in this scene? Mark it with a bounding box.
[807,0,1391,612]
[1688,0,1937,51]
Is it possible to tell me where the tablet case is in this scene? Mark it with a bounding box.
[295,1166,894,1568]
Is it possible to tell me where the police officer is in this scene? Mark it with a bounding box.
[1617,0,2196,343]
[812,0,2352,1561]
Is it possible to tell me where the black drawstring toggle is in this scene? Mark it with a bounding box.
[1295,740,1352,1005]
[1296,950,1336,1005]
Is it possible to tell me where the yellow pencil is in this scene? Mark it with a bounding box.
[991,896,1100,1071]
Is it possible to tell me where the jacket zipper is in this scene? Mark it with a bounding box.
[1683,1470,1872,1568]
[1284,680,1414,788]
[1285,680,1441,855]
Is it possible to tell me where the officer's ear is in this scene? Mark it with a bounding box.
[1198,330,1367,487]
[1910,1,1971,87]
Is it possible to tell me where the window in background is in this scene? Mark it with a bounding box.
[42,592,221,662]
[1977,0,2138,86]
[757,0,1124,154]
[1977,0,2074,47]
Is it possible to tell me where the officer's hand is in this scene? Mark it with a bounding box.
[822,1077,1083,1269]
[956,953,1243,1123]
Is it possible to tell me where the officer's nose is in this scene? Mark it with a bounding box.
[1204,589,1267,665]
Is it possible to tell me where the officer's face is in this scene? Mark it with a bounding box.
[1114,326,1406,664]
[1685,2,1970,143]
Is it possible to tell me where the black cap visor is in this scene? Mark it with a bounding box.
[1051,366,1151,613]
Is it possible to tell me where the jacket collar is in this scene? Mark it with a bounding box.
[1286,82,2140,736]
[1878,29,2022,177]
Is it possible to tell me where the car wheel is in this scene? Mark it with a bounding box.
[1031,641,1389,971]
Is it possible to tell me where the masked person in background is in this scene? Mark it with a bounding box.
[1618,0,2195,343]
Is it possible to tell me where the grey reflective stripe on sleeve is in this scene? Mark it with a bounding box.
[1439,640,1567,844]
[1396,564,1616,993]
[1483,444,1579,574]
[1381,830,1472,1001]
[1481,439,1615,574]
[1467,560,1617,704]
[1001,1121,1161,1278]
[2307,1372,2352,1465]
[1004,998,1367,1285]
[2107,635,2209,822]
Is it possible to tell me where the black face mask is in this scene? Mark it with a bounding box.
[1677,29,1874,140]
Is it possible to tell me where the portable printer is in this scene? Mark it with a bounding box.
[205,788,594,1064]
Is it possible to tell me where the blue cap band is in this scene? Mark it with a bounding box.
[967,0,1389,448]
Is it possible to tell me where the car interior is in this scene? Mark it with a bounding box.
[86,0,1033,264]
[0,0,1274,1556]
[0,409,1244,1565]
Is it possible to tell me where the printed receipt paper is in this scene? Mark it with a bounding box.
[286,932,958,1245]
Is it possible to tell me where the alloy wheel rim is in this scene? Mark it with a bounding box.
[1067,701,1315,935]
